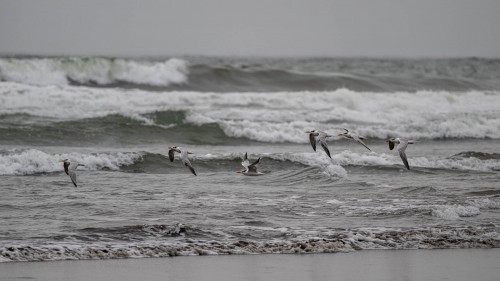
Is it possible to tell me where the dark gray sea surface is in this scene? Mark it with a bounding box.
[0,56,499,262]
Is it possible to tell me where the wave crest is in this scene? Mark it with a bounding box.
[0,57,188,86]
[4,83,500,141]
[0,149,142,175]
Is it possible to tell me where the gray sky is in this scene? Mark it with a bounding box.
[1,0,499,57]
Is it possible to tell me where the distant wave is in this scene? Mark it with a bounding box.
[1,225,498,262]
[1,149,498,176]
[0,57,188,87]
[2,57,500,92]
[2,83,500,141]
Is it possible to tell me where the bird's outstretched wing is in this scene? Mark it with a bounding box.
[68,170,77,187]
[63,162,70,175]
[388,141,395,150]
[181,150,197,176]
[319,140,331,158]
[168,149,175,162]
[353,135,371,151]
[185,161,197,176]
[248,158,260,173]
[397,141,410,170]
[241,153,250,170]
[309,134,317,151]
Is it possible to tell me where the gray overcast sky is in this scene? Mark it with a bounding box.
[1,0,499,57]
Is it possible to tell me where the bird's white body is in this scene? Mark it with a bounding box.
[60,159,83,187]
[338,128,371,151]
[238,153,264,176]
[386,137,415,170]
[168,146,197,176]
[306,130,333,158]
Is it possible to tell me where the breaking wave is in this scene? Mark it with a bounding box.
[1,83,500,142]
[2,149,498,176]
[0,149,142,175]
[0,57,188,87]
[1,57,500,92]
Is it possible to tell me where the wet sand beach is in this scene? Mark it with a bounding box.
[1,249,499,281]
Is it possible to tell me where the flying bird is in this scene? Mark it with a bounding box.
[59,159,84,187]
[305,130,333,158]
[237,152,264,176]
[338,128,371,151]
[168,146,197,176]
[385,137,415,170]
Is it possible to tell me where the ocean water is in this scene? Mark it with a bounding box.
[0,56,499,262]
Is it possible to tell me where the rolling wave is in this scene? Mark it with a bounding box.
[2,57,500,92]
[0,149,142,175]
[1,82,500,142]
[1,149,498,176]
[0,57,188,87]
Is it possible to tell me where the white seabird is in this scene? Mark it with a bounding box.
[237,152,264,176]
[338,128,371,151]
[386,137,415,170]
[59,159,84,187]
[305,130,333,158]
[168,146,197,176]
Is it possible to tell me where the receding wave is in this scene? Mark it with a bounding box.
[1,225,498,262]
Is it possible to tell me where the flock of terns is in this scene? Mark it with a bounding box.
[59,128,415,187]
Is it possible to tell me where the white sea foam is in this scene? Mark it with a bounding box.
[267,152,348,177]
[1,83,500,140]
[0,58,188,86]
[333,150,500,172]
[432,205,481,220]
[468,198,500,209]
[1,225,499,262]
[0,149,142,175]
[194,150,499,173]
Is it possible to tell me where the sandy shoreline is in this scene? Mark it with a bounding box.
[1,248,499,281]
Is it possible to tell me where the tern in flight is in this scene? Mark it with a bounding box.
[237,152,264,176]
[386,138,415,170]
[59,159,84,187]
[338,128,371,151]
[305,130,333,158]
[168,146,197,176]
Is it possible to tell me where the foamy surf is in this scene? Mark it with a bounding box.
[2,149,498,176]
[2,83,500,141]
[1,225,498,262]
[0,58,188,87]
[0,149,142,175]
